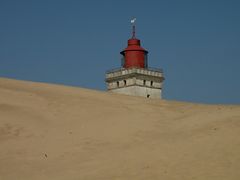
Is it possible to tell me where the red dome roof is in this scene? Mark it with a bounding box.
[121,38,148,54]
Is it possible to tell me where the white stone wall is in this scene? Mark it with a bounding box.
[108,78,162,90]
[109,86,162,99]
[106,68,164,99]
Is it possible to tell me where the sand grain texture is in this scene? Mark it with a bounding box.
[0,78,240,180]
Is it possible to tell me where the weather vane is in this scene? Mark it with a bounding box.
[130,17,137,39]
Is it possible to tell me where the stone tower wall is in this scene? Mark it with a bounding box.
[105,67,164,99]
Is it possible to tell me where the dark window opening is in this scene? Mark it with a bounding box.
[124,80,127,86]
[147,94,150,98]
[117,81,119,87]
[143,80,146,85]
[150,81,153,86]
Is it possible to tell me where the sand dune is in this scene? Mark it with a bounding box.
[0,77,240,180]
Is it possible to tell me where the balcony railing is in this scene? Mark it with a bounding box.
[106,67,163,74]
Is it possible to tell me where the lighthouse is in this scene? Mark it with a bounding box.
[105,19,164,98]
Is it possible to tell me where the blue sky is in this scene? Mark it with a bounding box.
[0,0,240,104]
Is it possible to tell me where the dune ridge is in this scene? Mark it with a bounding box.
[0,77,240,180]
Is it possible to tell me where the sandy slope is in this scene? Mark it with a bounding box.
[0,78,240,180]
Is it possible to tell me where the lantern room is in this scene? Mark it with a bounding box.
[120,18,148,69]
[120,38,148,68]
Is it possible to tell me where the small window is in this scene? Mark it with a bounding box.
[143,80,146,85]
[150,81,153,86]
[124,80,127,86]
[117,81,119,87]
[147,94,150,98]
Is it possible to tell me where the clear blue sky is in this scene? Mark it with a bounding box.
[1,0,240,104]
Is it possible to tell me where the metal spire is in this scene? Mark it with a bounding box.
[130,18,137,39]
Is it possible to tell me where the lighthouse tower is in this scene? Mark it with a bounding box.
[105,19,164,98]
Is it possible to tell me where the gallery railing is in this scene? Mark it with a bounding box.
[106,67,163,74]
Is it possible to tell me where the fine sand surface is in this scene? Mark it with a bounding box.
[0,77,240,180]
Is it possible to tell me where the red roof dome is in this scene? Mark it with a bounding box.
[121,38,148,54]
